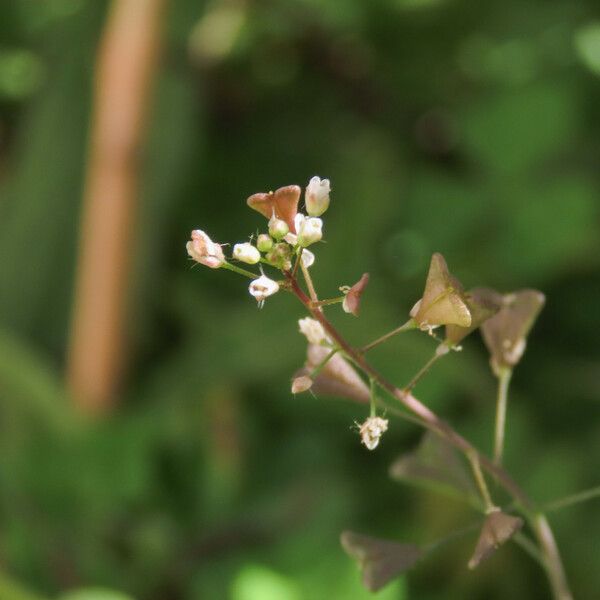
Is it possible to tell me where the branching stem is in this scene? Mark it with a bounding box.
[404,345,447,392]
[361,319,417,353]
[467,450,495,512]
[543,485,600,513]
[284,271,572,600]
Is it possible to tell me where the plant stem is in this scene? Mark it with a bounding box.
[543,485,600,513]
[467,450,495,512]
[222,262,259,279]
[493,367,512,465]
[369,378,377,417]
[312,296,345,307]
[513,532,546,568]
[361,319,417,353]
[291,248,303,278]
[533,514,572,600]
[300,259,319,304]
[284,272,572,600]
[404,346,446,392]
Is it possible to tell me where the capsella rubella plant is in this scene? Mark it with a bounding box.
[187,177,599,599]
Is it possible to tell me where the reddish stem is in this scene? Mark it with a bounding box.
[285,271,572,599]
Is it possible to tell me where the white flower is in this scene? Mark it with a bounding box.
[295,214,323,247]
[301,248,315,268]
[249,275,280,305]
[283,232,298,246]
[358,416,389,450]
[186,229,225,268]
[305,176,331,217]
[298,317,330,345]
[233,242,261,264]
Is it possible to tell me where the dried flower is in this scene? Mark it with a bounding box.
[410,253,471,332]
[247,185,301,232]
[305,175,331,217]
[480,289,545,375]
[295,214,323,247]
[358,416,389,450]
[298,317,330,345]
[256,233,273,252]
[343,273,370,316]
[291,375,313,394]
[248,275,279,305]
[186,229,225,268]
[232,242,260,265]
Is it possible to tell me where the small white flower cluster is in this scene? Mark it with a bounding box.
[186,176,331,308]
[357,416,389,450]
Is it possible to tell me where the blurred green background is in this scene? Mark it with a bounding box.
[0,0,599,598]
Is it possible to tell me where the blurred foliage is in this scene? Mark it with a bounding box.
[0,0,599,599]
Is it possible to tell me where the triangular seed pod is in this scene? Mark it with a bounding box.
[445,287,503,346]
[341,531,423,592]
[411,253,471,330]
[468,509,523,569]
[480,289,545,373]
[247,185,301,233]
[296,344,370,403]
[389,431,477,502]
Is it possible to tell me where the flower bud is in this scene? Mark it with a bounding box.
[248,274,280,305]
[265,242,292,270]
[295,214,323,247]
[305,175,331,217]
[186,229,225,268]
[298,317,330,345]
[291,375,313,394]
[268,216,289,239]
[256,233,273,253]
[358,416,389,450]
[233,242,260,264]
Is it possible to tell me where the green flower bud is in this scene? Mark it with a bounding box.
[257,233,273,252]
